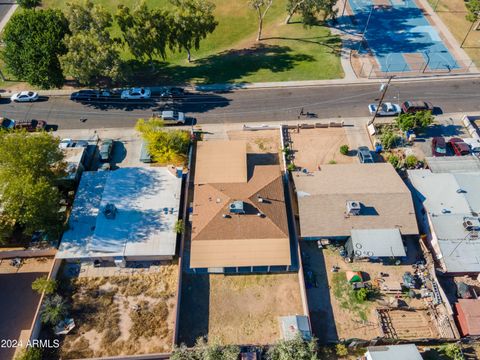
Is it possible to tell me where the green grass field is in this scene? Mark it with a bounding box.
[40,0,343,85]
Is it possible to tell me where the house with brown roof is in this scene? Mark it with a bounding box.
[293,164,418,259]
[189,140,292,272]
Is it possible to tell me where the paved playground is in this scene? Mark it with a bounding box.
[347,0,459,72]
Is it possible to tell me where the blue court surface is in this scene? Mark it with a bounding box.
[348,0,459,72]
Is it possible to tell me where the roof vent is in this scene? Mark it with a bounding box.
[258,197,264,203]
[229,201,245,214]
[441,208,450,214]
[463,217,480,231]
[457,188,466,194]
[257,212,265,218]
[222,214,231,219]
[103,203,117,219]
[346,201,361,216]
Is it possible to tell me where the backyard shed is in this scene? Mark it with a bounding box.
[455,299,480,336]
[364,344,422,360]
[346,229,406,260]
[279,315,312,340]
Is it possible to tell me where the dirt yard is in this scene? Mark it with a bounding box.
[289,128,357,170]
[228,129,281,155]
[59,264,178,359]
[207,273,304,345]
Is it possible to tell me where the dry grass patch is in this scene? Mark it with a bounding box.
[208,273,303,345]
[60,265,178,358]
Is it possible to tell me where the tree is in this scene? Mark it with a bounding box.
[61,1,120,85]
[32,276,57,295]
[1,9,68,88]
[285,0,337,25]
[41,294,68,326]
[171,339,239,360]
[17,0,41,9]
[339,144,349,155]
[170,0,218,62]
[115,2,171,62]
[267,335,318,360]
[135,118,190,164]
[441,343,464,360]
[466,0,480,30]
[249,0,274,41]
[0,131,66,239]
[380,130,400,150]
[15,347,43,360]
[395,111,434,132]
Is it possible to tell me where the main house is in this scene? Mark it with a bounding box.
[293,163,418,261]
[57,167,182,266]
[408,169,480,274]
[189,140,293,273]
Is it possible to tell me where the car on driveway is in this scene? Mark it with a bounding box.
[59,138,88,149]
[121,87,151,100]
[159,110,186,125]
[1,117,16,130]
[401,100,433,113]
[11,91,39,102]
[368,102,401,116]
[463,138,480,156]
[14,119,47,132]
[70,89,111,102]
[357,146,374,163]
[160,87,185,99]
[99,139,114,162]
[449,137,470,156]
[431,137,447,157]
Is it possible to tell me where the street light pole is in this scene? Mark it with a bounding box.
[368,75,394,126]
[461,19,477,48]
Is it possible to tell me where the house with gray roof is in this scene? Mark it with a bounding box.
[408,169,480,274]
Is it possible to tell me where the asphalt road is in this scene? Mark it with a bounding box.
[2,77,480,130]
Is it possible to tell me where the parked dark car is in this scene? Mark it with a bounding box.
[431,136,447,157]
[99,139,114,162]
[70,89,111,101]
[15,119,47,132]
[449,137,470,156]
[357,146,374,163]
[160,87,185,99]
[401,100,433,113]
[0,117,16,130]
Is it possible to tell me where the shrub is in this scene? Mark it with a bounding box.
[441,343,464,360]
[328,160,337,164]
[387,154,400,169]
[15,347,43,360]
[339,144,349,155]
[287,163,296,172]
[17,0,41,8]
[32,276,57,295]
[355,288,368,303]
[405,155,418,169]
[335,343,348,357]
[380,130,400,150]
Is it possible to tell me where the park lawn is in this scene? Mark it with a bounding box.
[427,0,480,66]
[41,0,343,84]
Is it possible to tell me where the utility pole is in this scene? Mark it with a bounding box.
[368,75,394,126]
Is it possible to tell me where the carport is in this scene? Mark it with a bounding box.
[346,228,406,260]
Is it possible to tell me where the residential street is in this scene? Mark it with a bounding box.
[2,77,480,129]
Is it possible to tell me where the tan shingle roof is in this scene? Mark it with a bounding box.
[190,141,291,268]
[194,140,247,184]
[294,164,418,237]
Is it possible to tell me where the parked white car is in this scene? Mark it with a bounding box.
[160,110,185,125]
[368,102,401,116]
[463,138,480,155]
[120,87,151,100]
[11,91,39,102]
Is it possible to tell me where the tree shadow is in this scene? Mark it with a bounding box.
[119,44,315,86]
[261,36,342,55]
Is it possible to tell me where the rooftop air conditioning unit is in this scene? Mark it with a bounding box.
[229,201,245,214]
[463,217,480,231]
[346,200,361,216]
[103,203,117,219]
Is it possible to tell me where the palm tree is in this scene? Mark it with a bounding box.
[41,294,68,326]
